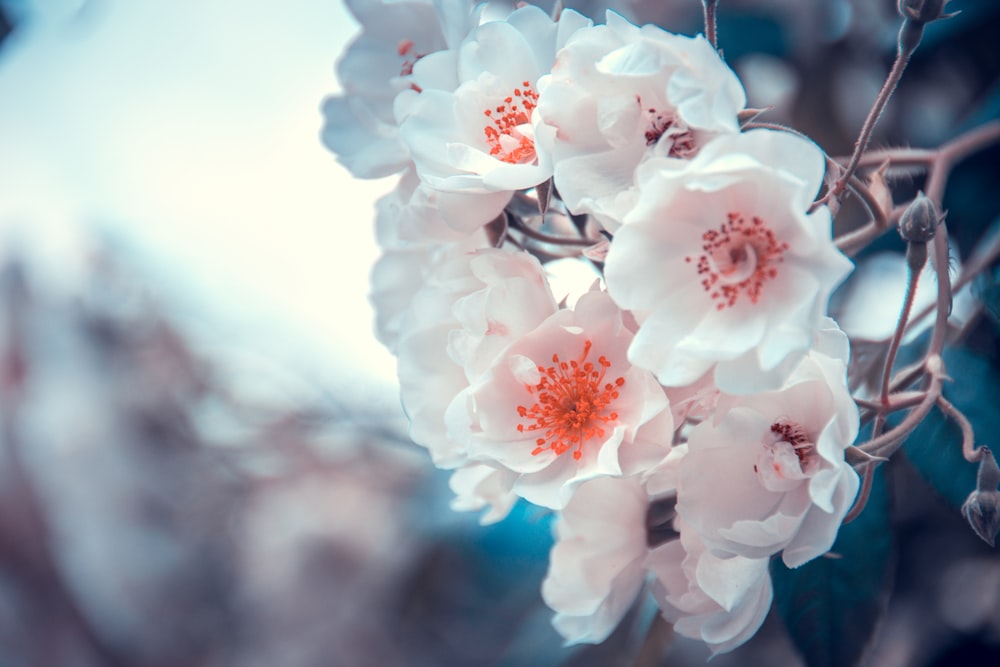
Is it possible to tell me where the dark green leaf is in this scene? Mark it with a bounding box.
[771,467,892,667]
[902,347,999,507]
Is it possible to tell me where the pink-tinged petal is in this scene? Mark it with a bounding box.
[542,477,648,644]
[782,471,859,567]
[448,463,518,525]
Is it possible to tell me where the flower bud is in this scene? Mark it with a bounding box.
[962,490,1000,547]
[897,0,958,54]
[899,191,940,241]
[898,0,952,25]
[962,449,1000,547]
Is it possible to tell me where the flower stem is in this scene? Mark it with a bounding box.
[872,256,922,436]
[634,613,673,667]
[702,0,719,49]
[828,38,914,203]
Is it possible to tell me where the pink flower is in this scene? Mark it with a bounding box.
[453,290,673,509]
[395,248,558,468]
[647,517,772,655]
[399,4,592,193]
[674,338,860,567]
[537,11,745,228]
[604,129,854,394]
[321,0,478,178]
[542,477,650,645]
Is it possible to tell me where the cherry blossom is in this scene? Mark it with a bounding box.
[647,517,772,655]
[604,129,854,394]
[674,339,860,568]
[541,477,650,645]
[399,4,592,193]
[537,11,745,229]
[321,0,478,178]
[396,248,558,468]
[453,290,673,509]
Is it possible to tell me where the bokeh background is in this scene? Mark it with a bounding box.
[0,1,998,665]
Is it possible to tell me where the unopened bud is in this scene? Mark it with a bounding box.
[899,192,940,244]
[898,0,954,25]
[897,0,958,54]
[962,449,1000,547]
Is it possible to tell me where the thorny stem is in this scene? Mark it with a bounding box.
[827,35,915,204]
[702,0,719,49]
[906,225,1000,335]
[844,461,876,524]
[857,390,927,416]
[834,121,1000,254]
[936,395,986,464]
[872,256,922,436]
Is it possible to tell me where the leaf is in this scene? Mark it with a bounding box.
[902,347,1000,508]
[771,466,892,667]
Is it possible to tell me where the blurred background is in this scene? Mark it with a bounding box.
[0,1,998,665]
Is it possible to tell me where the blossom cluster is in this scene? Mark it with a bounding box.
[325,0,860,654]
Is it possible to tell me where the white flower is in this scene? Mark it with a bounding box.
[647,517,772,656]
[537,11,745,228]
[369,172,500,352]
[396,248,558,467]
[674,338,860,567]
[453,290,673,509]
[376,168,511,246]
[399,4,592,193]
[448,462,518,525]
[541,477,650,645]
[321,0,478,178]
[604,128,854,394]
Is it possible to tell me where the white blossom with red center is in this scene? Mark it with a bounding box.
[452,290,673,510]
[604,129,854,394]
[398,4,592,193]
[535,11,745,230]
[542,477,651,645]
[671,334,860,567]
[647,516,772,656]
[396,248,558,469]
[321,0,479,178]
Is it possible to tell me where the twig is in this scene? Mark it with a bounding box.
[702,0,719,50]
[872,250,923,436]
[826,41,913,204]
[936,395,986,464]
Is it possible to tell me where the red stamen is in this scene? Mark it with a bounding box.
[516,340,625,461]
[686,212,789,310]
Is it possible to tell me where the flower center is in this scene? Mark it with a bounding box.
[516,339,625,461]
[769,421,815,466]
[483,81,539,165]
[641,102,698,158]
[397,39,425,91]
[685,212,789,310]
[754,420,816,488]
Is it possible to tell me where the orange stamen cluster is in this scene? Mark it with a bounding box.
[516,340,625,461]
[770,421,814,466]
[685,212,789,310]
[483,81,539,164]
